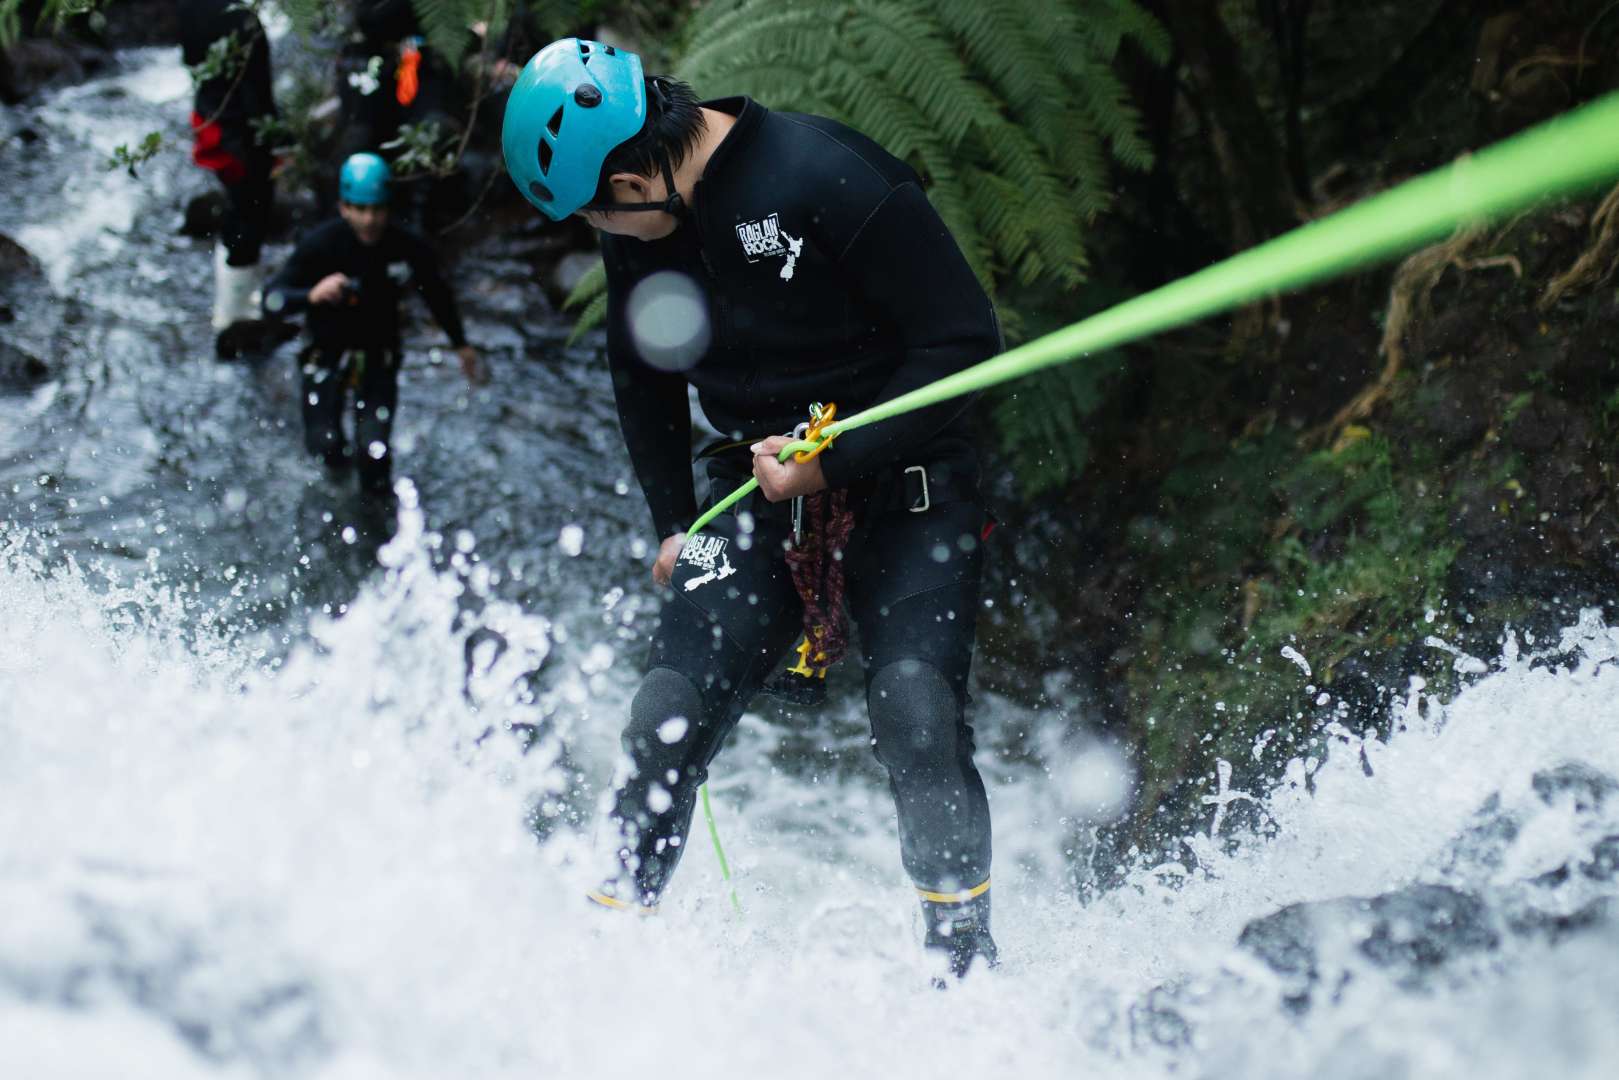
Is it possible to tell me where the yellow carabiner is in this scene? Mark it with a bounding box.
[793,401,838,463]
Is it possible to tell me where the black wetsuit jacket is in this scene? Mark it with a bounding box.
[603,97,1001,540]
[263,220,467,352]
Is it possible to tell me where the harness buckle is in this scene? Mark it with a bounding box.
[904,464,930,513]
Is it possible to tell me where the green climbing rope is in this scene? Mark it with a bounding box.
[702,784,744,915]
[690,90,1619,906]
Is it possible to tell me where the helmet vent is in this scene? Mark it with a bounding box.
[546,105,564,137]
[604,45,616,55]
[529,180,554,204]
[538,139,553,175]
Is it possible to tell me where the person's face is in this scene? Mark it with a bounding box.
[575,172,679,241]
[340,201,389,245]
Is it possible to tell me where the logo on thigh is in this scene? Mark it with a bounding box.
[678,534,736,592]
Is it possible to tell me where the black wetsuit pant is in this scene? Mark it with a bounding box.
[300,344,399,495]
[605,473,993,907]
[219,154,274,268]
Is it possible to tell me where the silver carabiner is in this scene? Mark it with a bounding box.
[790,421,810,546]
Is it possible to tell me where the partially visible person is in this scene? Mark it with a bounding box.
[262,153,485,498]
[179,0,277,344]
[331,0,461,229]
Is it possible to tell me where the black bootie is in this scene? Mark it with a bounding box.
[921,886,999,983]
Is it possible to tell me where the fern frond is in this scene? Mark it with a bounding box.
[674,0,1162,304]
[677,8,835,90]
[412,0,472,68]
[562,259,606,312]
[566,291,609,345]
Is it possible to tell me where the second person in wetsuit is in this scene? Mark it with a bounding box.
[179,0,277,340]
[502,39,1003,979]
[263,153,484,497]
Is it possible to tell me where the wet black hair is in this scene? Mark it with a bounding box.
[593,76,707,202]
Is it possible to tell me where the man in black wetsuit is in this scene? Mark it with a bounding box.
[502,39,1002,978]
[263,153,484,497]
[179,0,277,343]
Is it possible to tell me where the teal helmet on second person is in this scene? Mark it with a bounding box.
[502,38,646,220]
[339,153,391,206]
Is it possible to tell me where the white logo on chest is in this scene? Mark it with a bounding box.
[735,212,803,281]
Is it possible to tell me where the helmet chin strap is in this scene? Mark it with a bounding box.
[578,147,687,219]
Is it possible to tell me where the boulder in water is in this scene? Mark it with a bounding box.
[0,340,50,391]
[1238,884,1499,1013]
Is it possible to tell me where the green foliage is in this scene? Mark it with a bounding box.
[991,353,1126,497]
[562,260,608,345]
[105,131,164,177]
[1124,429,1461,811]
[275,0,345,37]
[410,0,494,69]
[0,0,104,48]
[676,0,1166,295]
[248,62,330,194]
[189,29,249,89]
[382,119,460,178]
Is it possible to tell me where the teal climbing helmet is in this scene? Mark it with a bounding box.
[502,38,647,220]
[339,153,391,206]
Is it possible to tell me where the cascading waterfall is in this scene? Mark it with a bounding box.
[4,39,1618,1080]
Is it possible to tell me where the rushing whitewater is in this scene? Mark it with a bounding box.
[4,507,1619,1079]
[5,38,1619,1080]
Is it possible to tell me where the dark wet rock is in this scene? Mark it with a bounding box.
[1505,395,1582,455]
[0,37,107,103]
[1416,302,1488,361]
[1530,762,1619,813]
[0,340,50,390]
[1128,983,1194,1052]
[1436,791,1520,880]
[1438,764,1619,885]
[181,191,225,239]
[0,232,42,280]
[1582,836,1619,883]
[1559,302,1619,398]
[1410,371,1493,457]
[215,319,299,361]
[1356,885,1499,972]
[1503,897,1619,948]
[1238,884,1498,1013]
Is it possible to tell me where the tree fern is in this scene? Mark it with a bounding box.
[677,0,1163,300]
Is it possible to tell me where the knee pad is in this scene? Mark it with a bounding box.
[622,666,707,773]
[867,659,962,776]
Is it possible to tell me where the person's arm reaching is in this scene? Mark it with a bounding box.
[407,236,486,383]
[603,238,699,550]
[261,231,324,316]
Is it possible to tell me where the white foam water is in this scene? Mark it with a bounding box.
[3,495,1618,1079]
